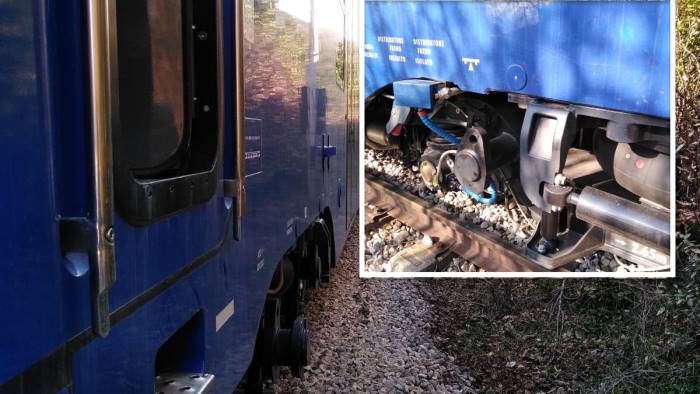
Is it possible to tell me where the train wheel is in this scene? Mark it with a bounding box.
[260,298,311,379]
[274,316,310,378]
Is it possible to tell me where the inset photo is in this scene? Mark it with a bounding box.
[362,0,673,276]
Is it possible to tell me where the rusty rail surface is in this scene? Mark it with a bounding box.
[365,175,570,272]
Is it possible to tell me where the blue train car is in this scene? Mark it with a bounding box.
[0,0,359,392]
[365,1,671,270]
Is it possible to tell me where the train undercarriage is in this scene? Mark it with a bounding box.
[366,80,671,271]
[239,213,337,392]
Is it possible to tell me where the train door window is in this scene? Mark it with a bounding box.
[111,0,220,226]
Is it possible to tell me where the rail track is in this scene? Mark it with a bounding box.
[365,174,571,272]
[364,149,657,273]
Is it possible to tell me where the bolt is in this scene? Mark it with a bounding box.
[554,173,567,186]
[536,240,549,254]
[197,31,208,41]
[203,104,210,112]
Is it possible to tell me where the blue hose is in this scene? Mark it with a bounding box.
[417,110,496,204]
[417,111,462,146]
[461,180,498,205]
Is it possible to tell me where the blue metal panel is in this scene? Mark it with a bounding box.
[0,0,94,382]
[365,0,671,118]
[71,246,259,393]
[1,0,358,392]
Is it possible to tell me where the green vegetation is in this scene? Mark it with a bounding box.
[677,0,700,217]
[671,2,700,389]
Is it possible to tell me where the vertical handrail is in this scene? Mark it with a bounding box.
[86,0,116,337]
[233,0,246,240]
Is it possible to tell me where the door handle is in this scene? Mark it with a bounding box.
[224,0,246,240]
[58,0,117,338]
[87,0,116,337]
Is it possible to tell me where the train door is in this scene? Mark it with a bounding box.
[95,0,235,333]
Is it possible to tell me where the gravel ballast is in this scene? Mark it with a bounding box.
[364,211,484,273]
[276,222,476,393]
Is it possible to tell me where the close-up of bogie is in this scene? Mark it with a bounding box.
[364,80,671,273]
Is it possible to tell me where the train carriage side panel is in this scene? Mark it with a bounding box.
[365,0,670,119]
[0,0,358,392]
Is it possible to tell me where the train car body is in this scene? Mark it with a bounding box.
[365,0,670,118]
[0,0,359,392]
[364,0,671,271]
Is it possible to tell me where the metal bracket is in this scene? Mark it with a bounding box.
[542,183,573,211]
[385,104,410,135]
[155,373,214,394]
[322,145,337,158]
[526,224,670,271]
[526,226,605,270]
[519,102,577,211]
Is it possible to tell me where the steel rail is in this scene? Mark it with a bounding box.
[365,175,571,272]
